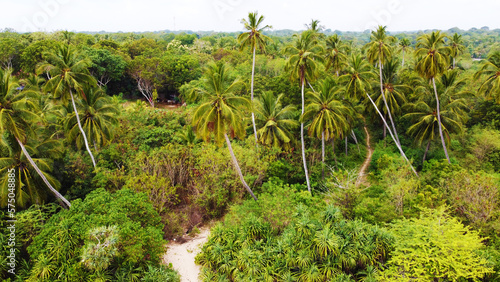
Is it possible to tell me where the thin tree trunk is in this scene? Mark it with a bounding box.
[70,90,96,168]
[402,49,405,67]
[250,46,258,144]
[351,130,360,154]
[383,114,387,147]
[308,81,315,92]
[224,133,258,201]
[332,139,338,166]
[300,78,312,193]
[453,57,456,69]
[366,92,418,176]
[379,58,401,146]
[345,135,348,156]
[432,77,451,163]
[423,140,431,165]
[17,138,71,208]
[322,131,325,179]
[336,70,339,77]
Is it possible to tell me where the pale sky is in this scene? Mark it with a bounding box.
[1,0,499,33]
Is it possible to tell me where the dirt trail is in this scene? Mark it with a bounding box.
[357,126,373,186]
[163,228,210,282]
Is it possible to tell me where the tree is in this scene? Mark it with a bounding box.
[303,78,351,177]
[284,30,324,193]
[449,33,465,69]
[191,61,258,201]
[415,31,452,163]
[38,44,98,168]
[325,34,348,77]
[398,37,411,67]
[85,47,127,87]
[238,11,272,144]
[474,51,500,102]
[365,26,401,146]
[0,68,70,208]
[254,91,298,150]
[64,85,120,152]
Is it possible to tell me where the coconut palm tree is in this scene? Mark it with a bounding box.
[191,61,257,201]
[415,31,451,163]
[365,26,401,146]
[254,91,298,150]
[398,38,412,67]
[474,51,500,102]
[449,33,465,69]
[303,78,351,177]
[0,68,70,208]
[238,11,272,144]
[325,34,349,77]
[340,54,417,176]
[284,30,324,193]
[38,44,98,168]
[64,85,119,152]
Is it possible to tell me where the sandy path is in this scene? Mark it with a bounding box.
[163,228,210,282]
[356,125,373,186]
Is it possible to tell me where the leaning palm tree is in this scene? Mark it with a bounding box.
[474,51,500,102]
[325,34,349,77]
[303,78,351,177]
[0,68,70,208]
[37,43,98,168]
[365,25,401,146]
[284,30,324,193]
[340,54,417,176]
[398,38,412,67]
[449,33,465,69]
[238,11,272,144]
[64,85,119,152]
[254,91,298,150]
[191,61,258,201]
[415,31,451,163]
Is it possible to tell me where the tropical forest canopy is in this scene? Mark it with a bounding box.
[1,16,500,281]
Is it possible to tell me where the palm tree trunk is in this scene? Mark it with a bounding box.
[365,92,418,176]
[17,138,71,209]
[322,131,325,179]
[383,114,387,146]
[224,133,258,201]
[432,77,451,163]
[379,58,401,146]
[300,78,312,193]
[423,140,431,165]
[345,136,348,156]
[307,81,315,92]
[351,130,360,154]
[250,46,258,144]
[402,49,405,67]
[70,90,96,168]
[452,57,456,69]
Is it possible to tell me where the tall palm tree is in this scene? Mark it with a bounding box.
[474,51,500,102]
[303,78,351,177]
[340,54,417,176]
[325,34,349,77]
[449,33,465,69]
[415,31,451,163]
[284,30,324,193]
[398,38,412,67]
[38,44,98,168]
[238,11,272,144]
[191,62,258,201]
[0,68,70,208]
[365,26,401,146]
[64,85,119,152]
[254,91,298,150]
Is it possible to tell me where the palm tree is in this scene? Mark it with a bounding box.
[415,31,452,163]
[325,34,349,77]
[38,44,98,168]
[284,30,324,193]
[365,26,401,146]
[340,54,417,176]
[449,33,465,69]
[0,68,70,208]
[398,38,412,67]
[191,61,257,201]
[238,11,272,144]
[474,51,500,102]
[64,85,119,152]
[254,91,298,150]
[303,78,351,177]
